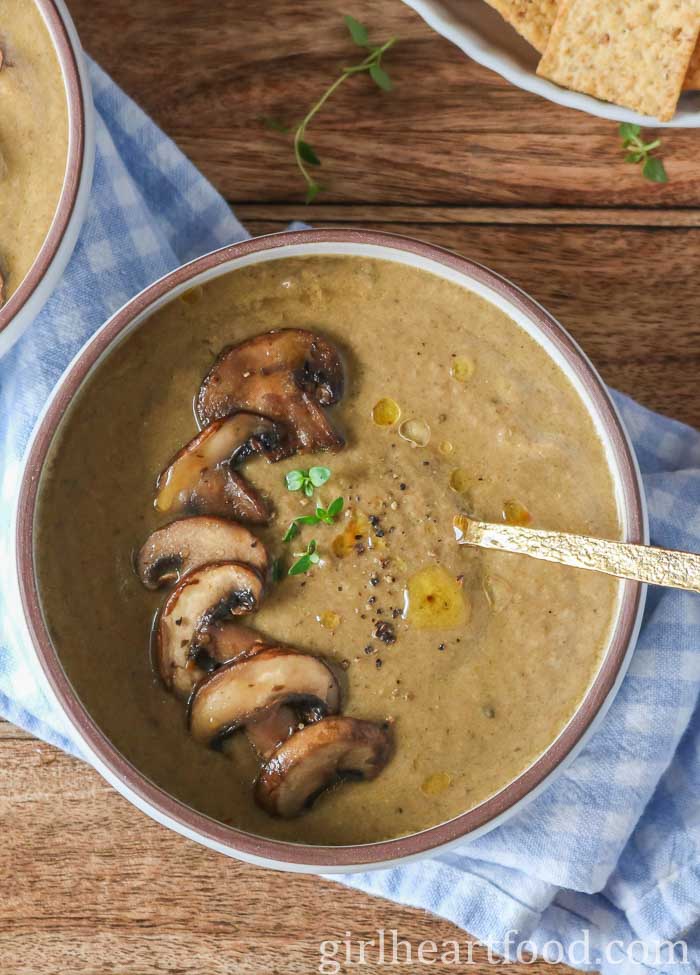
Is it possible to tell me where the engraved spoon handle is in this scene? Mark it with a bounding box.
[453,515,700,594]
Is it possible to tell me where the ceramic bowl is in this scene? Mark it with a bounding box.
[0,0,95,357]
[14,229,647,872]
[404,0,700,127]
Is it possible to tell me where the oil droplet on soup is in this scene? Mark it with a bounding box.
[503,500,532,526]
[317,610,341,630]
[398,418,431,447]
[449,468,470,494]
[450,355,475,383]
[421,772,452,796]
[332,510,375,558]
[404,566,469,629]
[372,397,401,426]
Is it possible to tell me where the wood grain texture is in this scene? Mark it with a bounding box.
[69,0,700,206]
[3,0,698,971]
[0,735,575,975]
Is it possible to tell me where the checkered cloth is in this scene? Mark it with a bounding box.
[1,60,699,975]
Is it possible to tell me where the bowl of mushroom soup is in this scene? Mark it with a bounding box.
[14,229,647,871]
[0,0,95,356]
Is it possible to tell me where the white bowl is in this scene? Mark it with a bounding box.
[15,230,647,872]
[0,0,96,357]
[404,0,700,127]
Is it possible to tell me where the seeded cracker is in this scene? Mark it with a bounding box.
[537,0,700,122]
[483,0,558,53]
[684,40,700,89]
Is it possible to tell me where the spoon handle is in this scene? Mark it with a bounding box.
[453,515,700,594]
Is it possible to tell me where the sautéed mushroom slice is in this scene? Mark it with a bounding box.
[255,716,393,818]
[156,561,263,698]
[155,412,288,524]
[197,329,345,453]
[136,516,268,589]
[187,648,340,747]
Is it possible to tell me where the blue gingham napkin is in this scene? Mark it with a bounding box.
[1,60,699,975]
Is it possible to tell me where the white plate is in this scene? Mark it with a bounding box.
[404,0,700,127]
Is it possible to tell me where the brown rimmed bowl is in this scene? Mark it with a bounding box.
[13,229,648,872]
[0,0,95,357]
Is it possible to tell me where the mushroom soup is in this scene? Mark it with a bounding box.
[0,0,68,304]
[36,255,621,845]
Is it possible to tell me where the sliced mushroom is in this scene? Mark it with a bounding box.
[188,624,296,758]
[255,716,393,818]
[136,517,268,590]
[155,412,288,523]
[246,706,299,761]
[156,561,264,698]
[190,620,271,665]
[188,648,340,746]
[196,329,345,454]
[188,627,320,759]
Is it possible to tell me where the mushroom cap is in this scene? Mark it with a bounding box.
[196,329,345,454]
[155,413,288,523]
[255,717,393,818]
[187,626,306,759]
[156,561,264,698]
[188,627,329,759]
[187,648,340,746]
[136,517,268,590]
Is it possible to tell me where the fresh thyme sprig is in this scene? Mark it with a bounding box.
[285,466,331,497]
[283,497,344,542]
[264,15,397,203]
[289,539,321,576]
[619,123,668,183]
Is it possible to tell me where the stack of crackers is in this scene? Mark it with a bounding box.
[485,0,700,121]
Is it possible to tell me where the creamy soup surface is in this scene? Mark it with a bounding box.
[0,0,68,301]
[36,256,621,845]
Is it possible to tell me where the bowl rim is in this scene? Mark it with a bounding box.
[15,228,646,869]
[0,0,87,337]
[402,0,700,128]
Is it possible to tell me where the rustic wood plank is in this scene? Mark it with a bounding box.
[0,737,574,975]
[237,204,700,227]
[69,0,700,207]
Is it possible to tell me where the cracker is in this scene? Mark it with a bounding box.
[684,40,700,89]
[483,0,558,53]
[536,0,700,122]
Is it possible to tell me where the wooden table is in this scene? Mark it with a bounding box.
[3,2,699,972]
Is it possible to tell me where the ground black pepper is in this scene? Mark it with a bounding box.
[375,621,396,645]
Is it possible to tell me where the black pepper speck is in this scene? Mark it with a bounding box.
[375,621,396,645]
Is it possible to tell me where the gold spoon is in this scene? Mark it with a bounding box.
[453,514,700,594]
